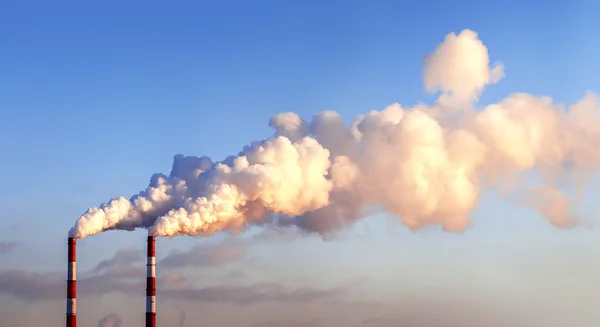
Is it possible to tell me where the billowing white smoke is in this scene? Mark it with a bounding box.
[69,29,600,239]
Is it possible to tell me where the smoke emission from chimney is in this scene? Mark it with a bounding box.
[68,29,600,240]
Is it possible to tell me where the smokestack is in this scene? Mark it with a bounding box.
[66,237,77,327]
[146,235,156,327]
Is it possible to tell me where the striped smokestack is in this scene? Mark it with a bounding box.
[146,235,156,327]
[66,237,77,327]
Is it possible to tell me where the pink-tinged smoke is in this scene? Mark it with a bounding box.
[69,29,600,239]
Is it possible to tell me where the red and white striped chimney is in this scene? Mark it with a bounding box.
[66,237,77,327]
[146,235,156,327]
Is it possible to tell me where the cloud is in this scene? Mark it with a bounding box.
[93,247,144,271]
[98,313,123,327]
[0,241,17,255]
[0,267,349,305]
[0,266,140,301]
[162,281,347,305]
[78,267,142,296]
[0,270,63,301]
[0,251,351,306]
[0,246,147,301]
[158,227,304,271]
[159,240,245,269]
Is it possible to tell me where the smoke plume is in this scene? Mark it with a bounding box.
[98,313,123,327]
[69,29,600,239]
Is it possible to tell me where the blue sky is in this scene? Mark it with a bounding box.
[1,1,600,326]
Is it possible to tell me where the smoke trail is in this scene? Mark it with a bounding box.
[69,29,600,239]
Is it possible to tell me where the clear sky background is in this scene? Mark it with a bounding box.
[1,1,600,327]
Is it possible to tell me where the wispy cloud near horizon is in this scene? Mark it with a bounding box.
[0,243,360,306]
[0,241,18,255]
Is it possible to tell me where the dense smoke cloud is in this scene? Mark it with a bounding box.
[70,29,600,239]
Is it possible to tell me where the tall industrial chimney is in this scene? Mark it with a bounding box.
[146,235,156,327]
[66,237,77,327]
